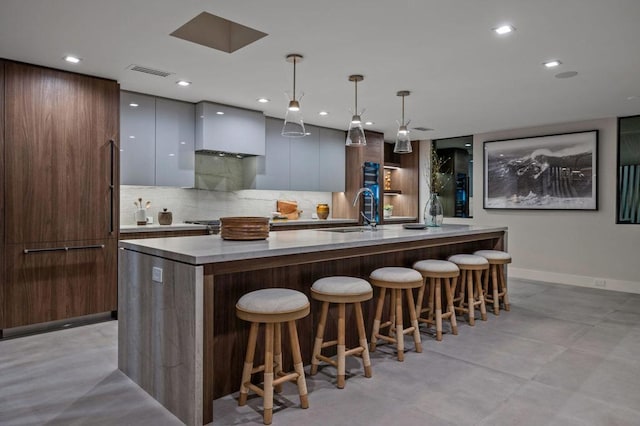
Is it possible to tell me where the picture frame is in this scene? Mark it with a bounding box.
[483,130,598,210]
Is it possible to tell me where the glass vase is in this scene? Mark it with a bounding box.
[424,193,444,227]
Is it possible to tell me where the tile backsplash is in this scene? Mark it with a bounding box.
[120,185,333,225]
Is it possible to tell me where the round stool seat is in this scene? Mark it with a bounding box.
[237,288,310,323]
[474,250,512,264]
[370,267,423,289]
[448,254,489,270]
[413,259,460,278]
[311,276,373,303]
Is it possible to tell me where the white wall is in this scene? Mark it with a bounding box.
[121,186,332,225]
[421,117,640,294]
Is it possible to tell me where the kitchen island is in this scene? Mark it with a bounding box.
[118,224,507,425]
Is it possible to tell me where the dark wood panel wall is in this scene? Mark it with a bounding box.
[206,232,504,399]
[0,60,5,328]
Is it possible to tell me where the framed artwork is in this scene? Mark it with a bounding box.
[483,130,598,210]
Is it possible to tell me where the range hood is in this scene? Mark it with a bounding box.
[195,101,266,156]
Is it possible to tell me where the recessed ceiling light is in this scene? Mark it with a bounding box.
[176,80,191,87]
[257,98,270,103]
[129,135,135,139]
[168,153,175,157]
[465,143,472,147]
[544,60,562,68]
[493,25,515,35]
[129,103,139,107]
[319,111,329,116]
[216,111,225,115]
[64,55,81,64]
[180,141,186,145]
[365,121,374,126]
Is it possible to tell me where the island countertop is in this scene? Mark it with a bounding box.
[119,224,507,265]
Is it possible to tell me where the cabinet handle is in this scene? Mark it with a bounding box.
[109,139,116,234]
[23,244,105,254]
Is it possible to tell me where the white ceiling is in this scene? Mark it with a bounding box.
[2,0,640,141]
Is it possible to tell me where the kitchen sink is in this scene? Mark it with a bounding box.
[320,227,370,233]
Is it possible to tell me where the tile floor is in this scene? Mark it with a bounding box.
[1,279,639,426]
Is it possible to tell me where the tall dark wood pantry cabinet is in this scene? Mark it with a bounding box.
[0,60,119,331]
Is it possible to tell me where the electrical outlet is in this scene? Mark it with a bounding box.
[152,267,163,283]
[594,279,606,288]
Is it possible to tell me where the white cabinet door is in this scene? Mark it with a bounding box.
[290,124,320,190]
[120,92,155,185]
[196,102,265,156]
[318,127,346,192]
[155,98,195,187]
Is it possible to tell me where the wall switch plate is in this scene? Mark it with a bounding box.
[152,267,163,283]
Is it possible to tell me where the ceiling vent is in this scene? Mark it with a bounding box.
[411,126,434,132]
[126,64,174,78]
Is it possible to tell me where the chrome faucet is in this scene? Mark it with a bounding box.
[352,187,377,230]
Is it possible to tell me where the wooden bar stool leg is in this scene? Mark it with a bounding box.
[406,287,422,353]
[389,289,397,337]
[239,322,259,406]
[337,303,346,389]
[476,270,487,321]
[287,320,309,409]
[466,270,475,326]
[500,265,510,311]
[434,279,443,341]
[395,288,405,361]
[274,323,283,393]
[428,278,436,323]
[370,287,386,352]
[354,302,372,378]
[310,302,329,376]
[263,323,275,425]
[458,271,467,308]
[444,277,458,335]
[491,265,500,315]
[415,280,426,320]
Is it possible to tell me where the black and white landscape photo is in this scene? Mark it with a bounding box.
[483,130,598,210]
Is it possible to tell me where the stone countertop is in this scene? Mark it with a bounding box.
[120,223,209,233]
[119,224,507,265]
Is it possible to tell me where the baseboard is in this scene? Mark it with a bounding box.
[510,267,640,295]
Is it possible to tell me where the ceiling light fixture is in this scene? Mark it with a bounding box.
[394,91,412,154]
[257,98,270,103]
[176,80,191,87]
[64,55,81,64]
[282,53,305,137]
[365,121,374,126]
[129,103,139,107]
[216,111,225,115]
[319,111,329,116]
[493,25,515,35]
[346,74,366,147]
[544,60,562,68]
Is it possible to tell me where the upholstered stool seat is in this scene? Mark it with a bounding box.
[474,250,512,314]
[310,276,373,388]
[413,260,460,341]
[447,254,489,326]
[369,267,424,361]
[236,288,310,425]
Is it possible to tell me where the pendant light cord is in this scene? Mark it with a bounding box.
[292,57,296,100]
[354,79,358,113]
[401,94,405,124]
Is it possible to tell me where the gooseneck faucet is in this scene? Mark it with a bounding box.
[352,187,377,230]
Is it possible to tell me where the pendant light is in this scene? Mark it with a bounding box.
[346,74,366,147]
[282,54,305,137]
[394,90,412,154]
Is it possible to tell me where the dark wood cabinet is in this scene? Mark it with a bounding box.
[1,60,119,330]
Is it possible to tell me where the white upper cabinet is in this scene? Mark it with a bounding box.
[155,98,195,187]
[120,92,156,186]
[195,102,266,156]
[317,126,346,192]
[290,124,320,191]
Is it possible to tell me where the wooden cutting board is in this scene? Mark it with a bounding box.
[277,200,300,219]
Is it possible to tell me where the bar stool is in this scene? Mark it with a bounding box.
[447,254,489,326]
[369,267,423,361]
[236,288,310,425]
[310,276,373,389]
[474,250,512,314]
[413,260,460,341]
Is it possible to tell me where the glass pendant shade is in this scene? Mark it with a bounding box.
[394,124,412,153]
[282,54,306,137]
[346,75,366,147]
[282,100,305,137]
[393,90,412,153]
[346,115,366,146]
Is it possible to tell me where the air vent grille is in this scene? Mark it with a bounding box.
[412,127,434,132]
[127,64,173,77]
